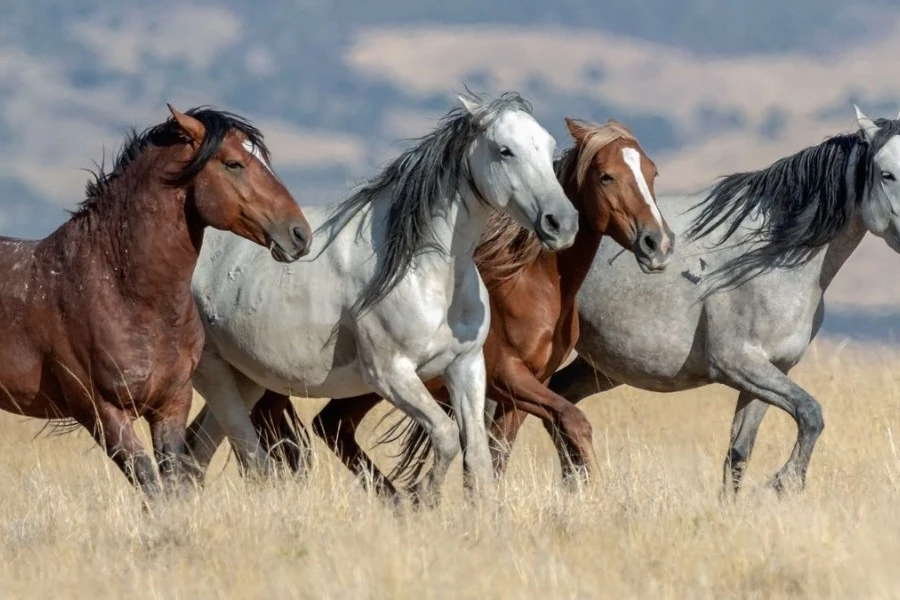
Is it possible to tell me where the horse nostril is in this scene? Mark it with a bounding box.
[543,213,561,235]
[292,226,307,243]
[641,232,658,254]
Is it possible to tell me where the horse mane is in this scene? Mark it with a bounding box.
[75,106,269,218]
[685,120,900,288]
[475,119,637,288]
[326,91,533,314]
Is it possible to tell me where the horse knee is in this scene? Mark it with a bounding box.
[431,419,460,463]
[559,407,593,444]
[796,400,824,438]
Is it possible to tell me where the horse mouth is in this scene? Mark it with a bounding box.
[269,240,301,263]
[636,254,671,274]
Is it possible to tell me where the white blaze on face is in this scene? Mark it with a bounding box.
[622,147,665,231]
[242,139,273,173]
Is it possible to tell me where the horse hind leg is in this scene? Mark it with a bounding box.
[250,390,313,477]
[722,392,770,497]
[715,358,822,494]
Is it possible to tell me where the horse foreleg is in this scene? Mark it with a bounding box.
[361,359,460,506]
[443,350,494,500]
[147,383,195,494]
[722,392,770,497]
[312,394,398,497]
[74,400,160,495]
[493,358,598,486]
[714,358,821,494]
[548,353,620,404]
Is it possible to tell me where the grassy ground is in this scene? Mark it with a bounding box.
[1,339,899,599]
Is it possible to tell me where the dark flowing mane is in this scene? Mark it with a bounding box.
[76,106,269,218]
[328,91,533,314]
[475,119,636,288]
[683,121,900,288]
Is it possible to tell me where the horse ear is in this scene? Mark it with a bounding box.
[457,95,481,115]
[854,104,879,142]
[167,103,205,146]
[565,117,591,144]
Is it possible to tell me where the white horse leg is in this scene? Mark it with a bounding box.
[190,349,267,474]
[722,392,770,496]
[362,358,459,505]
[444,351,494,499]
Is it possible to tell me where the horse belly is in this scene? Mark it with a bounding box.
[575,267,708,390]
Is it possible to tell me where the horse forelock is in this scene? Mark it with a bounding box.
[569,119,637,189]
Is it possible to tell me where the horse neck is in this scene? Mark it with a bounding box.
[554,177,603,305]
[427,185,493,272]
[70,148,203,306]
[818,208,867,293]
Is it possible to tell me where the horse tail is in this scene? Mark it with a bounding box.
[372,402,455,488]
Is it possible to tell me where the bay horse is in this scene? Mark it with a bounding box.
[184,92,579,502]
[210,117,675,495]
[0,105,311,495]
[510,105,900,494]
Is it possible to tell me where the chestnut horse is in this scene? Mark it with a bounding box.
[0,105,310,495]
[228,118,674,494]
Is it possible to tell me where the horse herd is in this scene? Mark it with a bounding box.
[3,91,900,505]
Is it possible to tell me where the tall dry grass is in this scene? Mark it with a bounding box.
[1,338,900,599]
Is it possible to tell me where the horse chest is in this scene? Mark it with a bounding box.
[89,311,202,409]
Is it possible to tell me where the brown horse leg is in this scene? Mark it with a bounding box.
[312,394,398,497]
[249,390,312,475]
[546,355,620,481]
[492,360,599,483]
[488,402,528,477]
[75,401,160,495]
[147,384,195,494]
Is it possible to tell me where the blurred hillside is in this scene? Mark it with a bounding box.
[2,0,900,340]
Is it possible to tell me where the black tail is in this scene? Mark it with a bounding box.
[372,402,455,488]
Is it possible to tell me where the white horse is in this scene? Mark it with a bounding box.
[186,92,578,500]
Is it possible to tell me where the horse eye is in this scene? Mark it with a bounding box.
[499,146,515,158]
[599,172,614,184]
[225,160,245,170]
[882,171,896,181]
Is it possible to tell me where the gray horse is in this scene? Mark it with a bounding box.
[519,106,900,494]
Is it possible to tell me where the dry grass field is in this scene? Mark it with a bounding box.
[2,338,900,599]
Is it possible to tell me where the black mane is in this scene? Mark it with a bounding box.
[76,106,269,217]
[685,119,900,288]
